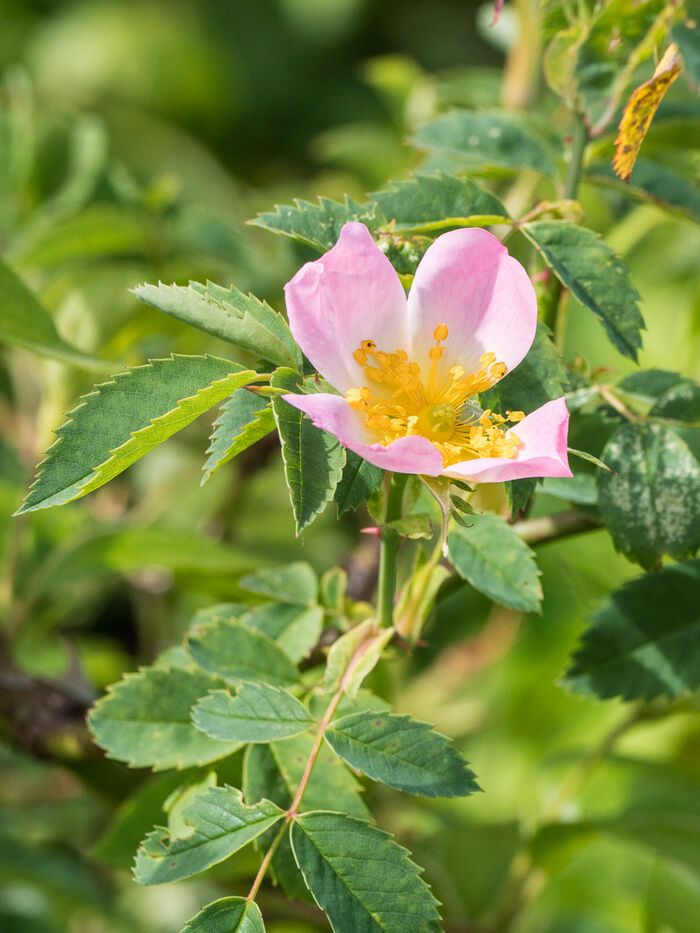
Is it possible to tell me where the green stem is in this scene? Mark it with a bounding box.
[564,113,587,201]
[542,113,588,340]
[377,473,408,628]
[246,631,381,902]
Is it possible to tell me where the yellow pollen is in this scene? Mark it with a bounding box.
[347,324,521,466]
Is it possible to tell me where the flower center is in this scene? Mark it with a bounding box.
[346,324,525,467]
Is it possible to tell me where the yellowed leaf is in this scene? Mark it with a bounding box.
[613,43,682,182]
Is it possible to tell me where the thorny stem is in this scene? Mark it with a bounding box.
[247,629,380,902]
[377,472,409,628]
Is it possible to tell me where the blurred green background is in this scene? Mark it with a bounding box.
[0,1,699,932]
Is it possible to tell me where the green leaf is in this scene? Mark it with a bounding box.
[617,369,693,402]
[370,172,508,233]
[326,710,480,798]
[324,619,395,700]
[271,369,346,534]
[320,567,347,613]
[522,221,644,361]
[673,19,700,91]
[133,786,283,884]
[290,811,442,933]
[181,898,265,933]
[480,322,566,415]
[192,684,314,743]
[133,281,301,369]
[587,157,700,225]
[187,618,299,687]
[240,603,324,663]
[504,478,540,519]
[202,389,275,484]
[650,382,700,424]
[17,356,256,514]
[562,560,700,702]
[333,451,384,517]
[597,423,700,569]
[411,109,558,175]
[540,473,598,506]
[0,256,106,370]
[240,561,318,606]
[386,513,433,540]
[448,512,542,613]
[574,0,672,134]
[250,196,384,252]
[244,736,370,820]
[87,667,242,770]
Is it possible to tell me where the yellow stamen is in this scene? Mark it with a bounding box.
[346,322,521,466]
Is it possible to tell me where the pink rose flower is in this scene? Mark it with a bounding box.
[281,222,571,483]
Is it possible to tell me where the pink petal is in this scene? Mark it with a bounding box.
[443,397,572,483]
[406,228,537,384]
[281,392,444,475]
[284,223,408,394]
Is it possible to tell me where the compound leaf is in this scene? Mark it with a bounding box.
[334,451,384,517]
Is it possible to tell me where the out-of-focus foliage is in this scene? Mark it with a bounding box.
[1,1,699,932]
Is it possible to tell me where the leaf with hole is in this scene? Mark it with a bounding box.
[134,786,283,884]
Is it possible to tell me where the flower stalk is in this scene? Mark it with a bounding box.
[377,472,409,629]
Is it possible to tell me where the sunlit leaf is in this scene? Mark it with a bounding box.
[522,221,644,360]
[597,423,700,569]
[271,369,346,534]
[17,356,256,513]
[250,196,384,251]
[202,389,275,484]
